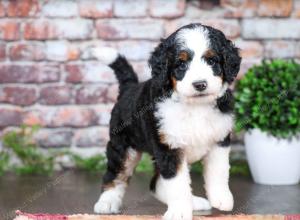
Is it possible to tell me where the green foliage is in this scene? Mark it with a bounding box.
[136,154,154,173]
[136,154,249,177]
[70,154,106,173]
[190,162,203,173]
[0,126,250,177]
[235,59,300,138]
[2,125,55,175]
[0,151,9,175]
[229,160,251,177]
[190,159,250,176]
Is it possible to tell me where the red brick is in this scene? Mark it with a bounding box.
[185,2,227,19]
[39,85,72,105]
[221,0,257,18]
[242,19,300,39]
[150,0,185,18]
[204,19,240,39]
[74,127,109,147]
[80,42,106,60]
[42,0,78,18]
[296,42,300,58]
[114,0,148,18]
[7,0,39,17]
[22,109,45,126]
[79,0,113,18]
[76,85,108,104]
[0,64,60,83]
[294,0,300,18]
[237,59,261,79]
[117,41,157,61]
[264,41,296,58]
[45,41,80,61]
[24,107,98,128]
[24,19,93,40]
[132,61,151,81]
[0,86,37,106]
[0,21,20,40]
[9,43,45,61]
[258,0,292,17]
[91,104,113,125]
[0,2,5,17]
[35,129,73,148]
[106,84,119,103]
[65,63,115,84]
[96,19,164,40]
[166,19,240,39]
[0,108,23,127]
[235,40,263,59]
[0,43,5,60]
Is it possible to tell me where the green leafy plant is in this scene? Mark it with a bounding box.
[136,154,154,173]
[0,151,9,175]
[2,125,55,175]
[0,125,251,177]
[235,59,300,138]
[229,160,251,177]
[70,154,106,173]
[136,154,249,176]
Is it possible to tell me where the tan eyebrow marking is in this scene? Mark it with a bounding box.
[179,51,189,61]
[203,49,216,58]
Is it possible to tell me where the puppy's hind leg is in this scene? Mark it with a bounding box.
[94,141,141,214]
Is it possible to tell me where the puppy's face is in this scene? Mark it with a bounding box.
[173,27,224,103]
[150,24,241,104]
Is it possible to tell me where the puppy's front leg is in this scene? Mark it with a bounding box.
[203,145,233,211]
[152,149,193,220]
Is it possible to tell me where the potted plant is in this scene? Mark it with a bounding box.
[235,59,300,185]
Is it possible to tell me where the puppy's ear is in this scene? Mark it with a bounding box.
[222,40,241,84]
[148,39,170,82]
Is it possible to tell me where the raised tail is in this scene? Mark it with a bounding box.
[92,47,138,92]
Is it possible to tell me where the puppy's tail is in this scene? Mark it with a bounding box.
[92,47,138,92]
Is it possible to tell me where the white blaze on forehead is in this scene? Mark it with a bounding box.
[176,26,210,58]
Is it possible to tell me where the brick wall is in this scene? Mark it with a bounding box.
[0,0,299,155]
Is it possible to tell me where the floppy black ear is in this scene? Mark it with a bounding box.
[222,40,241,84]
[148,39,170,83]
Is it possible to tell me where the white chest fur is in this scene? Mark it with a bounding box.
[155,98,233,164]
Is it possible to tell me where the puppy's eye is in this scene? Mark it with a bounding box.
[178,62,188,70]
[207,57,216,66]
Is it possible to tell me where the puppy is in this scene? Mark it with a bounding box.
[93,23,241,220]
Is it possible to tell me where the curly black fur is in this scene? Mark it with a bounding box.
[216,89,234,113]
[205,25,241,84]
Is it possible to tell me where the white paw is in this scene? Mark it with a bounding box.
[163,201,193,220]
[207,188,234,211]
[94,191,122,214]
[192,195,212,210]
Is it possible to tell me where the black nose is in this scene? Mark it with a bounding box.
[193,80,207,92]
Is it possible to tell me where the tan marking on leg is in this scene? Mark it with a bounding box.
[115,148,142,184]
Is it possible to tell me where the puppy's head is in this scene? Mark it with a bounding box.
[149,23,241,104]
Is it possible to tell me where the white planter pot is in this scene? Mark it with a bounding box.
[245,129,300,185]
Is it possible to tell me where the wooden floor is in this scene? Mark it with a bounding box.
[1,171,300,220]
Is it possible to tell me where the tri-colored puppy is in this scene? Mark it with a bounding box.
[93,23,241,220]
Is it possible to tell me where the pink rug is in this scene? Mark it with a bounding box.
[14,210,300,220]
